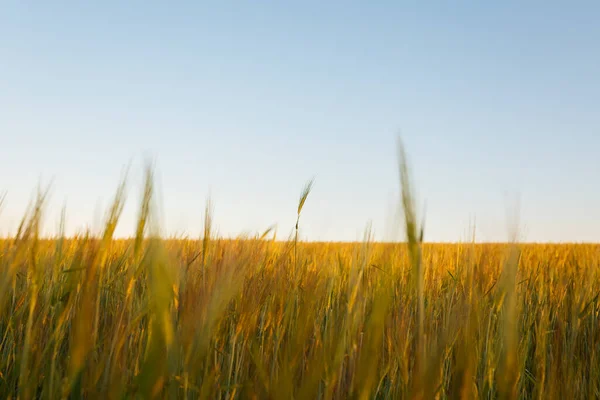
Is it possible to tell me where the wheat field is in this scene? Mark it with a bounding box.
[1,163,599,399]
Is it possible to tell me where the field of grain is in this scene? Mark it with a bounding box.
[1,165,599,399]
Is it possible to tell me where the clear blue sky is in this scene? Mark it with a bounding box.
[1,2,599,242]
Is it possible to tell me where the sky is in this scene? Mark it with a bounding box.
[1,2,599,242]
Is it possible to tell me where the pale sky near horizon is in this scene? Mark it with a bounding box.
[1,2,599,242]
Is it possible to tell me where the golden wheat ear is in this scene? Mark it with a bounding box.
[297,178,314,223]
